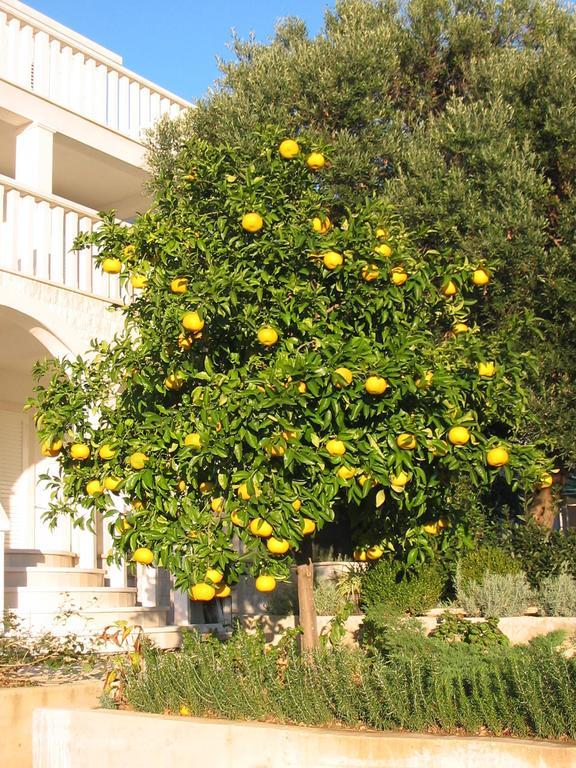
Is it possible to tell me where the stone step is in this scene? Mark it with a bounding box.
[4,586,137,611]
[8,605,171,632]
[4,567,106,588]
[5,549,79,568]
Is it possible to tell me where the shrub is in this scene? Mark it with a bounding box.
[456,568,534,617]
[360,559,446,616]
[503,522,576,588]
[431,613,509,649]
[539,567,576,617]
[313,581,357,616]
[457,545,520,588]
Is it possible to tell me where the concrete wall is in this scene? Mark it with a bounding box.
[0,680,101,768]
[33,708,576,768]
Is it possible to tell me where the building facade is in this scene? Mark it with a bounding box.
[0,0,196,642]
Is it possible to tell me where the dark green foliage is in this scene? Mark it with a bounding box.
[359,558,447,614]
[458,545,521,586]
[120,626,576,739]
[148,0,576,467]
[431,613,509,648]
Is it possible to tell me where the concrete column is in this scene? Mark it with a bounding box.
[0,503,9,633]
[136,564,158,607]
[71,518,97,569]
[15,122,54,194]
[171,586,190,625]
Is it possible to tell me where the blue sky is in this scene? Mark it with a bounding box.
[28,1,331,103]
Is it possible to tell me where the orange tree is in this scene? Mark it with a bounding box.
[30,129,550,642]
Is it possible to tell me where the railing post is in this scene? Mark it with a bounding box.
[0,501,10,634]
[15,122,54,195]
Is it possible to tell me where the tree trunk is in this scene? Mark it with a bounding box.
[528,486,556,529]
[296,538,318,652]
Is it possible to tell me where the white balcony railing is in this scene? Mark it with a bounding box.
[0,174,122,302]
[0,3,189,140]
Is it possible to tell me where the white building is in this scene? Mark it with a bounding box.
[0,0,199,643]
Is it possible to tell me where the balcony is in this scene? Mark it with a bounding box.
[0,173,122,302]
[0,1,189,142]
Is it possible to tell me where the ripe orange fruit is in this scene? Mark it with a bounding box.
[478,362,496,377]
[306,152,325,170]
[374,243,392,258]
[539,472,553,489]
[472,268,490,286]
[255,575,277,592]
[297,381,307,394]
[115,517,131,532]
[70,443,90,460]
[165,372,185,391]
[184,432,202,449]
[211,497,225,513]
[104,476,122,492]
[366,545,384,560]
[249,518,273,537]
[452,323,469,335]
[40,439,62,457]
[292,499,302,512]
[170,277,188,294]
[486,447,510,467]
[396,433,416,450]
[267,537,290,555]
[182,312,205,332]
[199,481,214,494]
[215,584,231,598]
[190,583,216,601]
[237,483,251,501]
[205,568,224,584]
[333,367,353,387]
[241,212,263,232]
[390,267,408,286]
[312,216,331,234]
[326,439,346,456]
[376,228,390,239]
[98,444,116,460]
[302,518,316,535]
[448,426,470,446]
[269,444,285,457]
[423,522,440,535]
[231,510,245,526]
[177,333,193,350]
[257,326,279,346]
[362,264,380,281]
[129,452,148,470]
[441,280,457,297]
[133,547,154,565]
[353,548,367,562]
[102,257,122,274]
[177,480,188,493]
[337,466,356,480]
[279,139,300,159]
[130,274,147,289]
[85,479,102,496]
[323,251,343,270]
[390,471,410,492]
[365,376,388,395]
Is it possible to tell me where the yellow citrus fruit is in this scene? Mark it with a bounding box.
[255,575,277,592]
[337,466,356,480]
[241,212,263,233]
[365,376,388,395]
[292,499,302,512]
[133,547,154,565]
[374,243,392,258]
[396,433,416,450]
[306,152,325,170]
[376,228,390,239]
[184,432,202,449]
[353,548,367,562]
[182,311,205,332]
[267,537,290,555]
[249,518,273,537]
[104,476,122,492]
[279,139,300,158]
[390,471,410,492]
[437,518,449,530]
[115,517,131,532]
[302,518,316,535]
[98,444,116,460]
[390,267,408,286]
[473,268,490,286]
[326,439,346,456]
[205,568,224,585]
[165,373,185,391]
[85,479,102,496]
[478,362,496,377]
[312,216,331,234]
[447,426,470,445]
[40,439,62,457]
[170,277,188,294]
[215,584,232,598]
[539,472,553,489]
[487,447,510,467]
[190,583,216,601]
[297,381,307,394]
[177,480,188,493]
[237,483,251,501]
[416,370,434,388]
[323,251,343,270]
[231,510,245,526]
[70,443,90,460]
[423,523,439,535]
[362,264,380,281]
[199,481,214,494]
[269,444,285,458]
[452,323,469,335]
[441,280,458,297]
[281,430,298,441]
[178,333,193,350]
[366,545,384,560]
[333,367,353,387]
[132,500,144,510]
[130,274,147,289]
[102,257,122,274]
[257,326,279,346]
[211,497,225,513]
[129,452,148,470]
